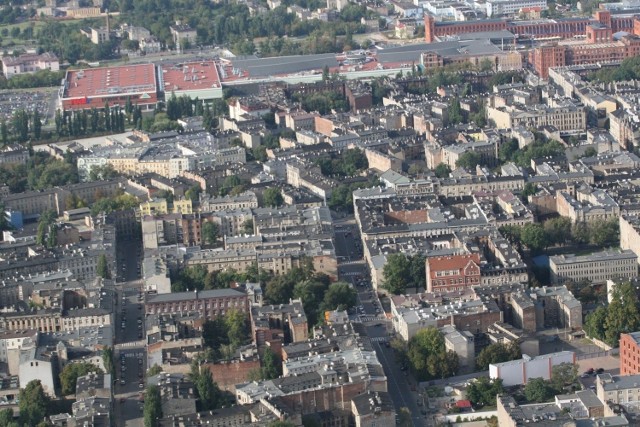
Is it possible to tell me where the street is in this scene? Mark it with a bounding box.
[114,238,146,427]
[334,215,427,425]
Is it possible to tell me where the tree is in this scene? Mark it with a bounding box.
[466,377,504,407]
[543,217,572,247]
[32,109,41,140]
[59,362,101,395]
[551,362,578,391]
[185,185,202,201]
[409,255,427,290]
[448,97,463,125]
[0,120,7,145]
[263,187,284,208]
[261,347,281,380]
[407,327,458,380]
[96,254,110,279]
[242,219,254,235]
[520,223,549,253]
[433,163,451,178]
[604,281,640,347]
[476,342,521,370]
[224,308,249,350]
[143,385,162,427]
[102,347,114,375]
[455,151,481,170]
[588,218,619,247]
[19,380,50,427]
[147,364,163,377]
[320,282,357,312]
[524,378,556,402]
[202,221,219,245]
[191,365,226,411]
[398,407,412,427]
[499,138,519,163]
[382,253,411,294]
[0,408,15,426]
[584,306,607,341]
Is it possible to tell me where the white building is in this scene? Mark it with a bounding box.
[486,0,547,16]
[1,52,59,79]
[490,351,576,386]
[549,249,638,285]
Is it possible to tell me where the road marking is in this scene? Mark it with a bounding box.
[369,336,388,343]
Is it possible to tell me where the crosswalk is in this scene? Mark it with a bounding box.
[359,315,386,322]
[369,336,389,343]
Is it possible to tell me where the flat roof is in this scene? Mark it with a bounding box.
[160,61,221,92]
[63,63,157,100]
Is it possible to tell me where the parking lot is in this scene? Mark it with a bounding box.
[0,89,57,123]
[577,355,620,390]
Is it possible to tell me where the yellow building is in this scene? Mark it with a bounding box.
[139,198,193,216]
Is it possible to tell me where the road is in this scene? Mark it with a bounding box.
[334,215,427,425]
[113,238,146,427]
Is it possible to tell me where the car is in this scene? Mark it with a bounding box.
[138,333,143,339]
[138,359,143,365]
[580,373,590,378]
[120,380,126,385]
[384,341,391,348]
[139,383,145,389]
[138,372,143,378]
[120,398,126,403]
[586,368,595,374]
[596,368,605,374]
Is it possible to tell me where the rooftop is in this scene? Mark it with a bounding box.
[63,63,157,100]
[160,61,221,92]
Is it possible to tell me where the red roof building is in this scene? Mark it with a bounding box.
[425,254,481,293]
[60,63,158,111]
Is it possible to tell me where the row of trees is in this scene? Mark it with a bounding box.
[500,217,620,253]
[328,176,381,213]
[381,253,426,294]
[54,105,127,139]
[0,69,64,90]
[315,149,368,178]
[475,342,521,371]
[498,136,565,168]
[584,281,640,347]
[36,209,57,249]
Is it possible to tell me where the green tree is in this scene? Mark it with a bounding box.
[476,342,521,370]
[59,362,101,395]
[143,385,162,427]
[146,364,163,377]
[520,223,549,253]
[102,347,114,375]
[18,380,50,427]
[224,309,249,350]
[455,151,481,170]
[320,282,357,312]
[584,306,607,341]
[382,253,411,294]
[261,347,281,380]
[407,327,458,380]
[191,365,225,411]
[499,138,519,163]
[409,255,427,290]
[604,281,640,347]
[551,362,578,391]
[398,407,412,427]
[434,163,451,178]
[543,217,572,247]
[202,221,219,246]
[1,120,8,145]
[588,218,619,247]
[263,187,284,208]
[466,377,504,407]
[96,254,110,279]
[448,97,463,125]
[242,219,254,234]
[32,109,41,140]
[0,408,15,426]
[524,378,556,402]
[185,185,202,201]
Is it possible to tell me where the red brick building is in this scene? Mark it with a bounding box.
[145,288,249,318]
[425,254,481,293]
[620,332,640,375]
[424,9,633,43]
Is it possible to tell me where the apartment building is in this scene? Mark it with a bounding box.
[145,288,249,319]
[425,254,481,293]
[620,215,640,264]
[487,104,587,132]
[549,250,638,285]
[620,332,640,376]
[597,373,640,405]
